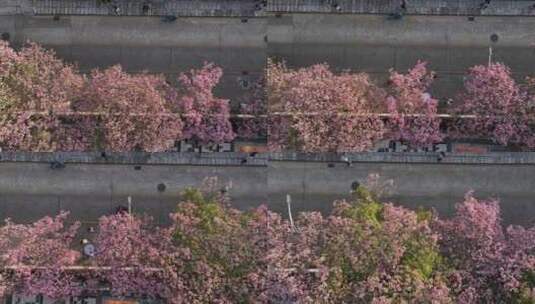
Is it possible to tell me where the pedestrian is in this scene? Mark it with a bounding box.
[142,3,151,15]
[332,2,341,11]
[112,4,120,15]
[401,0,408,11]
[479,0,491,9]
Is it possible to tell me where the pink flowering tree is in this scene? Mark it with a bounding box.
[0,42,82,113]
[386,61,443,148]
[505,225,535,302]
[170,178,274,302]
[267,60,386,152]
[452,63,535,149]
[0,41,85,151]
[162,177,458,303]
[77,65,183,152]
[1,177,534,303]
[174,63,235,146]
[0,212,81,299]
[91,178,284,303]
[436,192,535,303]
[0,42,236,152]
[92,212,173,299]
[92,207,225,303]
[287,184,453,303]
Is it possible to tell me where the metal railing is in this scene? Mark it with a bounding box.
[31,0,266,17]
[29,0,535,16]
[0,150,534,164]
[267,0,535,16]
[269,151,535,164]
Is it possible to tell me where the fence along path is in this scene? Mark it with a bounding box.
[268,0,535,15]
[30,0,535,17]
[31,0,266,17]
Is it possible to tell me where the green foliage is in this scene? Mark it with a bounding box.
[338,256,374,285]
[323,183,451,302]
[0,61,36,112]
[345,186,442,283]
[514,271,535,304]
[416,207,434,223]
[341,186,384,227]
[170,179,278,303]
[522,271,535,288]
[180,187,206,204]
[403,207,443,280]
[177,187,226,234]
[402,235,442,280]
[0,78,15,113]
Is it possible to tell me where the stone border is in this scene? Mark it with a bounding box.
[1,152,535,165]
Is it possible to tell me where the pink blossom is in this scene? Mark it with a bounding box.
[452,63,535,149]
[387,61,443,147]
[0,212,81,298]
[174,63,235,145]
[267,60,386,152]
